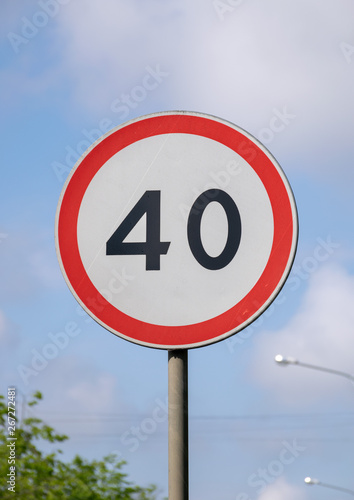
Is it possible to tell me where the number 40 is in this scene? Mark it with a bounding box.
[106,189,241,271]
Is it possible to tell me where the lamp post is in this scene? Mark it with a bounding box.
[275,358,354,496]
[274,355,354,382]
[304,477,354,496]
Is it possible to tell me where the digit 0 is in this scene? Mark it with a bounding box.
[187,189,241,270]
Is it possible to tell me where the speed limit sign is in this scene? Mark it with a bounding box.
[55,111,298,349]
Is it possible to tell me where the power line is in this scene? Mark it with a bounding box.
[35,410,354,421]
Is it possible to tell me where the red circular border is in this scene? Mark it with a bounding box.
[56,113,296,348]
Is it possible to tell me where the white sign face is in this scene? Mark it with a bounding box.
[55,111,298,349]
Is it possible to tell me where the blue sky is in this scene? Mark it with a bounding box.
[1,1,354,499]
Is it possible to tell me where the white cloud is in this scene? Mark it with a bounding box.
[176,1,354,160]
[20,353,125,414]
[56,0,183,115]
[0,231,63,301]
[258,477,307,500]
[249,264,354,408]
[4,0,354,183]
[28,250,63,289]
[52,0,354,170]
[21,352,120,414]
[68,374,116,412]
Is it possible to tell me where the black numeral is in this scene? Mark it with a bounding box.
[106,190,171,270]
[187,189,241,270]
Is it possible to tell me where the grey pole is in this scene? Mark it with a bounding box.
[168,349,189,500]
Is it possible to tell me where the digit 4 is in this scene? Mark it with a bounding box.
[106,190,171,271]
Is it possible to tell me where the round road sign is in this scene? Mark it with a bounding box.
[55,111,298,349]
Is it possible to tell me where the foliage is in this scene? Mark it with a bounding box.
[0,392,158,499]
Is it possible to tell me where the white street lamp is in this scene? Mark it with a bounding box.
[304,477,354,496]
[274,355,354,382]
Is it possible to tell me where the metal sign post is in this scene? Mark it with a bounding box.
[168,350,189,500]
